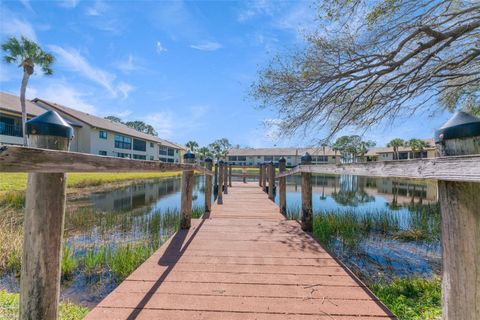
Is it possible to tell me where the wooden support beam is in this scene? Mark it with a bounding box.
[217,162,224,204]
[278,157,286,215]
[300,153,313,232]
[0,146,213,175]
[268,162,275,201]
[229,163,232,187]
[180,152,195,229]
[435,112,480,319]
[204,158,213,213]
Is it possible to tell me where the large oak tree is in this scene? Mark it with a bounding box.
[252,0,480,140]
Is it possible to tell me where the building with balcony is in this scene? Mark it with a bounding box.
[0,92,185,162]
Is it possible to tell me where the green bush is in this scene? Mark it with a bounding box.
[371,277,441,320]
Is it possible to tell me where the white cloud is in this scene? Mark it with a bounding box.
[141,105,209,139]
[190,41,222,51]
[85,0,108,16]
[143,111,175,138]
[237,0,275,22]
[156,41,167,54]
[0,14,37,41]
[116,54,140,73]
[28,82,97,114]
[48,45,132,99]
[19,0,34,12]
[58,0,80,8]
[117,82,134,99]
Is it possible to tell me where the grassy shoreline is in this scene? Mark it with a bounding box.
[0,290,88,319]
[0,172,183,208]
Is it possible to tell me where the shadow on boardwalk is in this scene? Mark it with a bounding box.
[126,211,210,320]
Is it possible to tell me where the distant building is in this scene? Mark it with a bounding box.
[0,92,186,163]
[227,147,340,167]
[228,141,436,167]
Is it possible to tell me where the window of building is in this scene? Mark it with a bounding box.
[116,152,131,158]
[98,150,107,156]
[167,148,174,156]
[159,157,167,162]
[150,142,154,148]
[229,156,237,161]
[257,156,261,159]
[115,135,132,149]
[264,156,273,161]
[133,154,147,160]
[237,156,246,161]
[99,130,107,139]
[150,156,154,160]
[167,158,174,163]
[133,138,146,152]
[159,146,167,155]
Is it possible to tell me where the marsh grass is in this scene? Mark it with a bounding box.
[0,211,22,275]
[371,277,441,320]
[0,289,88,320]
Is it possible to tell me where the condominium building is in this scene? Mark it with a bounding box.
[227,141,436,167]
[227,147,340,167]
[0,92,185,162]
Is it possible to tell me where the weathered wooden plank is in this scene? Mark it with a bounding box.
[0,146,213,174]
[275,155,480,182]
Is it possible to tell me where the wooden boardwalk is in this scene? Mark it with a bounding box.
[86,182,395,319]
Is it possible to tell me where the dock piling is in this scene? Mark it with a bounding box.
[435,111,480,320]
[204,158,213,213]
[279,157,286,215]
[20,110,73,320]
[301,152,313,232]
[180,151,195,229]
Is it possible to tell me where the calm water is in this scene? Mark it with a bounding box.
[1,174,441,307]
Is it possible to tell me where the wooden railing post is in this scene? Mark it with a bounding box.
[20,111,73,320]
[214,162,218,195]
[268,161,275,201]
[435,112,480,320]
[229,163,232,187]
[301,152,313,232]
[223,162,229,194]
[278,157,286,215]
[262,163,267,192]
[180,151,195,229]
[204,157,213,213]
[217,161,224,204]
[258,164,263,187]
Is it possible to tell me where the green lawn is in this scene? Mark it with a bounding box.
[0,172,182,193]
[0,290,88,320]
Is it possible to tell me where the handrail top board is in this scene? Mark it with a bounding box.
[0,146,214,174]
[275,154,480,182]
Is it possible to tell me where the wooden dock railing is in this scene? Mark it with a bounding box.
[267,111,480,320]
[0,111,215,319]
[1,109,479,319]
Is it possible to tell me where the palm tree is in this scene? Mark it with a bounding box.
[387,138,405,160]
[197,147,211,161]
[2,36,54,145]
[185,140,199,152]
[407,139,427,159]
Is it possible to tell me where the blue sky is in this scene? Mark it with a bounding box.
[0,0,451,147]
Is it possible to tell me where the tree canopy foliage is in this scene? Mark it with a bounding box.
[333,135,376,162]
[252,0,480,141]
[104,116,158,136]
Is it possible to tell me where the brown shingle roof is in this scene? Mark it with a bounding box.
[228,147,338,157]
[33,98,186,150]
[0,91,47,116]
